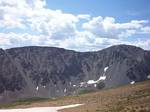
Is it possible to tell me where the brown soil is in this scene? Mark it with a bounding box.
[1,80,150,112]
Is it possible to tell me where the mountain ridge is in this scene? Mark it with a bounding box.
[0,44,150,102]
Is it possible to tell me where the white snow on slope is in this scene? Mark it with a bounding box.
[147,75,150,79]
[80,82,86,87]
[130,81,135,85]
[36,86,39,91]
[104,66,109,72]
[0,104,84,112]
[80,82,85,85]
[87,75,106,85]
[64,88,67,93]
[85,66,109,86]
[87,66,108,83]
[73,85,76,87]
[98,76,106,80]
[87,80,96,84]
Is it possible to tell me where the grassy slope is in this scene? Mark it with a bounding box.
[0,80,150,112]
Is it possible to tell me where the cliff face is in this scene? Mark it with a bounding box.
[0,45,150,102]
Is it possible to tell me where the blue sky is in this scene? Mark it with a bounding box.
[0,0,150,51]
[47,0,150,21]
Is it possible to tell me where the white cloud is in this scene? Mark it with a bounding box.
[0,31,119,51]
[0,14,26,29]
[0,0,150,51]
[0,31,150,51]
[130,39,150,50]
[82,16,149,38]
[0,0,55,29]
[45,31,125,51]
[28,10,79,39]
[0,32,48,48]
[77,14,91,20]
[141,26,150,34]
[118,30,136,38]
[0,0,81,40]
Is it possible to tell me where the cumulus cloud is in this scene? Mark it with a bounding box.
[82,16,149,38]
[77,14,91,20]
[28,10,79,40]
[131,39,150,50]
[0,0,150,51]
[0,0,82,39]
[141,26,150,34]
[0,32,49,49]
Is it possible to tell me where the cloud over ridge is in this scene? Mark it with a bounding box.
[0,0,150,51]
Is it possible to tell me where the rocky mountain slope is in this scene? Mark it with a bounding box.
[0,45,150,102]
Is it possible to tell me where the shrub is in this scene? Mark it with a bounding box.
[97,82,105,89]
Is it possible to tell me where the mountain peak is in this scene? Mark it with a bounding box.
[0,45,150,102]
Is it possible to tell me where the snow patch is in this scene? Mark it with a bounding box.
[84,73,107,86]
[130,81,135,85]
[80,66,109,87]
[87,80,96,84]
[104,66,109,72]
[87,74,107,85]
[73,85,76,87]
[147,75,150,79]
[80,82,86,87]
[80,82,85,85]
[64,88,67,93]
[98,76,106,81]
[36,86,39,91]
[94,84,97,87]
[0,104,84,112]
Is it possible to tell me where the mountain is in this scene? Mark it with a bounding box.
[0,45,150,102]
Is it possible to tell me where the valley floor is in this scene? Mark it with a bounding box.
[0,80,150,112]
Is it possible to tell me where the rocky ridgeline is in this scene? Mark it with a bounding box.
[0,45,150,102]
